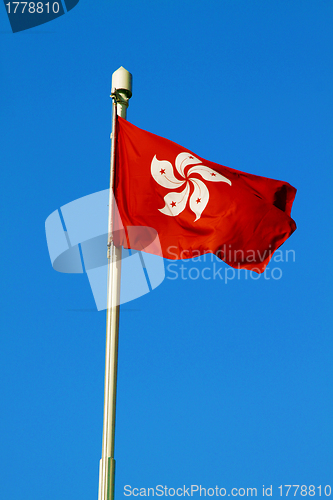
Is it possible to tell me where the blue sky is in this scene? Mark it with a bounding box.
[1,1,332,499]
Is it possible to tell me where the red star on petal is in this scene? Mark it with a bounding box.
[160,168,166,174]
[211,172,216,176]
[171,201,176,207]
[188,156,194,159]
[196,198,201,204]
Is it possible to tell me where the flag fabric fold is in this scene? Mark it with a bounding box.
[114,116,296,273]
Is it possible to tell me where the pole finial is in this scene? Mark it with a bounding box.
[111,66,132,98]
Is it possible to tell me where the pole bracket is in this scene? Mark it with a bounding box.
[110,88,130,108]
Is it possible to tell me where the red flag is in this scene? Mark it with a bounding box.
[114,117,296,273]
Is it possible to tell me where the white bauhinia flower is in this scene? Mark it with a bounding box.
[151,152,232,221]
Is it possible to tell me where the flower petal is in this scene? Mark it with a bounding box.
[159,183,190,217]
[189,178,209,222]
[188,165,232,185]
[175,152,202,177]
[151,155,185,189]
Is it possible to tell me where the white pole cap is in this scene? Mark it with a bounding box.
[111,66,132,98]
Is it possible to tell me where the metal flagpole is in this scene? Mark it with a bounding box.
[98,66,132,500]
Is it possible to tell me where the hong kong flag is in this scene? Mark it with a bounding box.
[114,117,296,273]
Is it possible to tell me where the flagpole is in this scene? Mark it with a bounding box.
[98,66,132,500]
